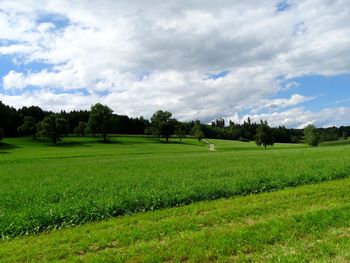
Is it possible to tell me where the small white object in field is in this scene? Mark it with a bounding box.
[209,144,215,151]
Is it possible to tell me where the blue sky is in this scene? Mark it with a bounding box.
[0,0,350,128]
[279,74,350,111]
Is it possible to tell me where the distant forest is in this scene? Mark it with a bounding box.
[0,101,349,143]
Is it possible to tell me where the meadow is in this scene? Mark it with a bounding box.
[1,136,350,240]
[1,175,350,262]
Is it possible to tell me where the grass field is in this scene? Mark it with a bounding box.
[1,136,350,240]
[1,178,350,262]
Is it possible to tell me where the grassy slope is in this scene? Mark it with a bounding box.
[1,178,350,262]
[1,137,350,238]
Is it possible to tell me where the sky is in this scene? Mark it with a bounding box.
[0,0,350,128]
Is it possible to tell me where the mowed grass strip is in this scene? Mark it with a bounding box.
[1,178,350,262]
[1,136,350,238]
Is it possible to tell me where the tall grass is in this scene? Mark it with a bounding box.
[320,139,350,146]
[1,136,350,238]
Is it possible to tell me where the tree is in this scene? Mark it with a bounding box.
[37,115,69,145]
[144,126,152,137]
[175,127,186,142]
[194,130,205,141]
[304,124,319,146]
[342,131,348,140]
[74,121,87,136]
[144,126,159,138]
[18,116,37,140]
[18,106,45,123]
[255,120,274,148]
[191,121,205,141]
[150,110,176,143]
[0,127,4,142]
[0,101,21,137]
[87,103,113,142]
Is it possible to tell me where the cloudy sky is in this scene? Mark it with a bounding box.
[0,0,349,128]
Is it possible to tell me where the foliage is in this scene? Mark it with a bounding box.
[255,121,274,148]
[1,101,350,143]
[342,130,348,140]
[144,126,152,137]
[144,126,159,137]
[74,121,87,136]
[194,130,205,141]
[211,118,225,128]
[191,122,205,141]
[37,115,69,144]
[304,124,319,146]
[0,101,21,137]
[87,103,113,142]
[17,116,37,140]
[1,136,350,238]
[174,127,186,142]
[0,102,148,137]
[191,121,202,134]
[150,110,176,143]
[318,126,340,142]
[0,127,3,142]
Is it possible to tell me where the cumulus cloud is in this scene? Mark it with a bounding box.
[242,107,350,129]
[3,71,26,90]
[0,0,349,126]
[251,93,315,113]
[0,91,100,112]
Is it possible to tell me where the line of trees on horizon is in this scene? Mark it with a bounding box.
[1,101,350,146]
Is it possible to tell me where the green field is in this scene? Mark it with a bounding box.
[1,136,350,241]
[1,177,350,262]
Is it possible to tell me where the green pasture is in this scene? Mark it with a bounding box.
[1,136,350,239]
[1,177,350,262]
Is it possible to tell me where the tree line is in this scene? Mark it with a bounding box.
[1,101,350,146]
[0,101,148,138]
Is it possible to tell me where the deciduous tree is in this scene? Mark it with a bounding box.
[88,103,113,142]
[74,121,87,136]
[304,124,319,146]
[194,130,205,141]
[37,115,69,145]
[175,127,186,142]
[342,131,348,140]
[150,110,176,143]
[255,120,274,148]
[18,116,37,140]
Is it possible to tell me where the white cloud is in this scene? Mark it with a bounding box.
[242,107,350,128]
[252,93,314,113]
[0,0,349,126]
[3,71,26,90]
[283,81,300,91]
[0,91,100,112]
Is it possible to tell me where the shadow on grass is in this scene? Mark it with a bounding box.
[95,139,130,145]
[30,138,92,148]
[0,142,21,151]
[55,141,92,148]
